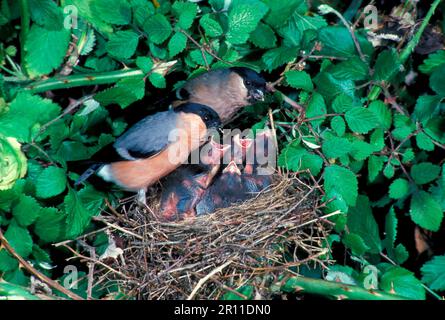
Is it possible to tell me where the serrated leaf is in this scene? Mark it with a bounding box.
[35,166,67,199]
[106,30,139,60]
[368,100,392,131]
[29,0,64,30]
[148,72,166,89]
[172,1,197,30]
[350,140,374,161]
[95,76,145,108]
[143,14,172,44]
[4,220,33,258]
[250,22,277,49]
[306,92,327,127]
[330,56,369,81]
[0,93,61,143]
[324,165,358,207]
[372,49,401,81]
[347,195,381,253]
[331,93,354,113]
[24,25,70,78]
[278,143,323,176]
[322,136,351,159]
[91,0,131,25]
[135,56,154,73]
[416,132,434,151]
[419,50,445,74]
[0,250,18,272]
[421,255,445,291]
[410,190,443,232]
[394,244,409,264]
[389,178,409,199]
[64,189,93,238]
[331,116,345,136]
[285,70,313,91]
[383,164,395,179]
[411,162,440,185]
[368,155,384,182]
[380,267,425,300]
[384,207,397,252]
[226,1,268,45]
[262,46,298,72]
[12,194,42,227]
[199,14,223,37]
[263,0,304,28]
[370,129,385,152]
[345,107,379,134]
[413,95,442,124]
[168,32,187,57]
[34,207,66,243]
[429,64,445,96]
[314,72,355,103]
[343,233,370,256]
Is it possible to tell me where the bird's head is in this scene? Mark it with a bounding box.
[230,67,267,103]
[175,102,222,132]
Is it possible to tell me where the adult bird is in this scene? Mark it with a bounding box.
[75,102,222,204]
[174,67,267,123]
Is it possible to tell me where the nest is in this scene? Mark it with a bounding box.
[65,173,335,300]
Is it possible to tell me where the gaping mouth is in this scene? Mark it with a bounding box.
[223,160,241,175]
[210,138,231,152]
[233,134,253,150]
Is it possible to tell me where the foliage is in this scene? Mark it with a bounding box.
[0,0,444,300]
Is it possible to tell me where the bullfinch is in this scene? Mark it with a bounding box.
[175,67,267,123]
[75,102,222,204]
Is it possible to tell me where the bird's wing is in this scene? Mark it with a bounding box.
[112,110,179,160]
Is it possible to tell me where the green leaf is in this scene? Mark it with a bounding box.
[136,56,154,73]
[370,129,385,152]
[106,30,139,59]
[24,25,70,78]
[91,0,131,25]
[350,140,373,161]
[421,255,445,291]
[314,72,355,103]
[199,14,223,37]
[285,70,313,91]
[12,194,42,227]
[226,1,268,45]
[306,92,327,127]
[263,0,304,28]
[419,50,445,74]
[262,46,298,72]
[413,95,442,124]
[148,72,166,89]
[331,93,354,113]
[411,162,441,185]
[368,100,392,131]
[347,195,381,253]
[330,56,369,81]
[429,64,445,96]
[389,178,409,199]
[64,189,93,238]
[324,165,358,207]
[410,190,443,232]
[95,76,146,108]
[368,155,384,182]
[394,244,409,264]
[143,14,172,44]
[278,143,323,176]
[345,107,379,134]
[0,93,61,143]
[28,0,64,30]
[416,132,435,151]
[35,166,67,199]
[331,116,346,136]
[384,207,397,251]
[322,136,351,159]
[383,164,395,179]
[372,49,401,81]
[317,26,373,59]
[168,32,187,57]
[0,250,18,272]
[172,1,197,30]
[250,22,277,49]
[4,220,33,258]
[380,267,425,300]
[34,207,66,243]
[343,233,370,256]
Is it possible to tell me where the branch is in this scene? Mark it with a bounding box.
[0,229,84,300]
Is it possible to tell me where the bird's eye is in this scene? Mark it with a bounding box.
[204,116,209,121]
[245,80,251,86]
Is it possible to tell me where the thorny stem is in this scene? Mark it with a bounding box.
[368,0,443,101]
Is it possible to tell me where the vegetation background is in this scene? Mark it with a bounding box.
[0,0,444,300]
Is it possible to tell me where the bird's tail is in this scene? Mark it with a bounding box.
[74,164,103,186]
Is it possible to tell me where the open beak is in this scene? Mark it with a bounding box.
[223,160,242,175]
[251,89,265,101]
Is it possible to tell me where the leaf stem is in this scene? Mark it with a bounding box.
[368,0,443,101]
[20,68,144,94]
[19,0,30,76]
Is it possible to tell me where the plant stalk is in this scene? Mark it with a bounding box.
[19,0,30,76]
[368,0,443,101]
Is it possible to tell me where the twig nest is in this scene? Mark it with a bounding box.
[90,173,334,299]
